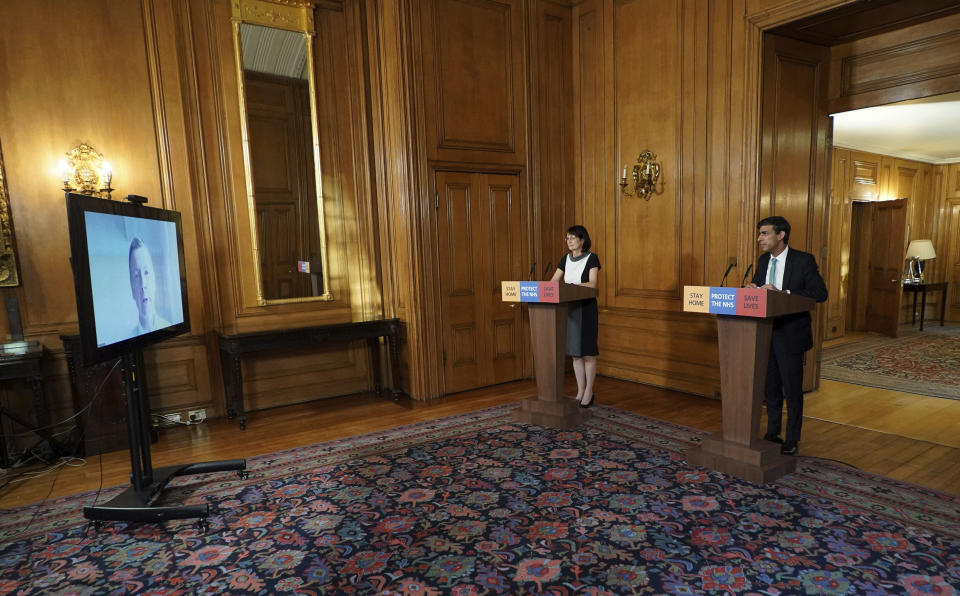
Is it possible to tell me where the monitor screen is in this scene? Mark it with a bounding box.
[66,193,191,365]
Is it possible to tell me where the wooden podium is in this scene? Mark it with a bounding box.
[502,281,597,428]
[682,286,815,483]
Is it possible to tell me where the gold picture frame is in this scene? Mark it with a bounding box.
[0,138,21,287]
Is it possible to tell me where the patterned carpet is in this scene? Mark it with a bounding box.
[2,405,959,594]
[821,325,960,400]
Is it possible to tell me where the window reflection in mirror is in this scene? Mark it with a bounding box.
[238,20,328,302]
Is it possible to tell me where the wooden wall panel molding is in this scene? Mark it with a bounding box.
[839,29,960,96]
[419,0,527,164]
[572,0,604,259]
[825,148,851,339]
[367,0,443,398]
[828,12,960,113]
[242,344,369,411]
[530,1,574,284]
[745,0,850,29]
[600,310,721,395]
[608,0,686,306]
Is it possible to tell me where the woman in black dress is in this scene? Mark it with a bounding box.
[550,225,601,408]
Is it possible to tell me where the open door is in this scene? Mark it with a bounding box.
[863,199,908,337]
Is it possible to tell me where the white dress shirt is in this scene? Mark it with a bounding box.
[767,245,789,290]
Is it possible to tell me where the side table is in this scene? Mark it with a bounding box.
[902,282,948,331]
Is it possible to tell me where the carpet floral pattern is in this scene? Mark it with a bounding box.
[821,326,960,400]
[2,405,959,594]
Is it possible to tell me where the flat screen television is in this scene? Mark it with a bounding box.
[66,192,191,365]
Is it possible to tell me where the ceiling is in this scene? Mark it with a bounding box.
[832,92,960,164]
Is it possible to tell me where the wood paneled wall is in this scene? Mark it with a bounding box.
[944,164,960,321]
[828,12,960,113]
[568,0,843,397]
[3,0,958,429]
[0,0,213,427]
[824,147,958,339]
[0,0,385,428]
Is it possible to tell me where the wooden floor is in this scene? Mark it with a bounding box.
[3,368,960,510]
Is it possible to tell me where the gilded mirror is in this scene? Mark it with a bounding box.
[0,138,21,287]
[232,0,330,303]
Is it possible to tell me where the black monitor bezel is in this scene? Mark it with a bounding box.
[66,192,191,366]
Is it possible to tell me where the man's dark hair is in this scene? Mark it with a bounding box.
[757,216,790,244]
[566,225,591,251]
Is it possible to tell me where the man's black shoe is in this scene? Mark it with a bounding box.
[780,442,798,456]
[763,433,784,444]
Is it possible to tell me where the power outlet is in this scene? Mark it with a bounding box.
[153,412,181,429]
[188,409,206,423]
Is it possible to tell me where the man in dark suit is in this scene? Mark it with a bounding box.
[747,216,828,456]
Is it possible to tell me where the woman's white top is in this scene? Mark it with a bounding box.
[563,252,591,284]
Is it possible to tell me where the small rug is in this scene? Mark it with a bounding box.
[821,325,960,400]
[1,405,959,594]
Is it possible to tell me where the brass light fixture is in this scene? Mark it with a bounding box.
[620,150,662,200]
[59,142,113,199]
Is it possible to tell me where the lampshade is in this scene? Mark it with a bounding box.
[905,239,936,260]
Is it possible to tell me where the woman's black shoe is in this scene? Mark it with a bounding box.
[579,394,594,408]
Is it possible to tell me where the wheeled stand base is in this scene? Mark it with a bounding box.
[84,459,247,529]
[84,349,249,532]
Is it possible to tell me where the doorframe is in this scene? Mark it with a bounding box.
[429,163,531,396]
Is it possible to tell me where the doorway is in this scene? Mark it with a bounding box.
[435,171,527,394]
[846,199,908,337]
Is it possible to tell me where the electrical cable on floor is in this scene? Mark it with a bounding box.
[1,358,120,542]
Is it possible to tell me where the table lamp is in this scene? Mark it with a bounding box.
[905,239,936,283]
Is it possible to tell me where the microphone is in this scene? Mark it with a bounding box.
[529,261,535,280]
[720,262,735,287]
[741,263,754,287]
[543,261,552,280]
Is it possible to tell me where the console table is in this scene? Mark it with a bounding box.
[217,318,402,429]
[0,342,52,468]
[903,282,948,331]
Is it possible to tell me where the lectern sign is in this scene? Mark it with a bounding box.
[736,288,767,316]
[683,286,768,317]
[502,281,561,303]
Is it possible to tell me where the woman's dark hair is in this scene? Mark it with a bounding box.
[567,225,591,251]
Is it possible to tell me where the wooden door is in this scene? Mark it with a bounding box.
[759,33,831,392]
[436,171,525,393]
[864,199,907,337]
[946,199,960,322]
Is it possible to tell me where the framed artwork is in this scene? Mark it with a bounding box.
[0,138,21,287]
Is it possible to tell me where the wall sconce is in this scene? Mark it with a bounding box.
[904,239,936,284]
[620,150,662,201]
[59,142,113,199]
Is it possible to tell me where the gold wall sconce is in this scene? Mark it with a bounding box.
[620,150,662,200]
[59,142,113,199]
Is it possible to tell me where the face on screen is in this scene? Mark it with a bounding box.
[129,244,157,327]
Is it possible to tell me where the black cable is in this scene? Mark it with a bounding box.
[0,358,120,539]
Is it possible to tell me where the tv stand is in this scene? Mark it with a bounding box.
[83,349,246,530]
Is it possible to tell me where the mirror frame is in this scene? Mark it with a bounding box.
[0,138,20,287]
[231,0,332,304]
